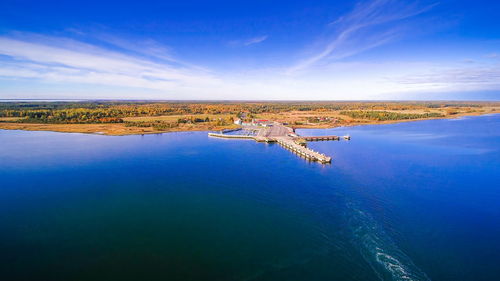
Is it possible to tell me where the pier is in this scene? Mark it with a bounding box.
[302,136,339,141]
[208,121,349,164]
[207,132,255,139]
[276,137,332,163]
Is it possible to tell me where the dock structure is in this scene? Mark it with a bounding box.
[276,138,332,163]
[207,132,255,139]
[208,121,348,164]
[302,136,340,141]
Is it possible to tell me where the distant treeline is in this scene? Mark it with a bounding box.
[0,101,491,124]
[340,110,444,121]
[124,121,179,130]
[123,117,232,130]
[426,103,482,108]
[0,108,125,124]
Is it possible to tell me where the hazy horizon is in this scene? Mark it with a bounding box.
[1,97,499,102]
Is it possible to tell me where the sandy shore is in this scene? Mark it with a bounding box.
[0,122,236,136]
[1,111,498,136]
[293,111,500,130]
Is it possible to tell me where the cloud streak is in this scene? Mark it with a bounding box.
[392,63,500,91]
[0,34,222,97]
[288,0,438,73]
[1,32,499,100]
[243,35,268,46]
[229,35,268,47]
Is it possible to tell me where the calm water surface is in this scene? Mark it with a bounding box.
[1,114,499,281]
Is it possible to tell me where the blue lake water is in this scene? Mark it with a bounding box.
[1,114,499,281]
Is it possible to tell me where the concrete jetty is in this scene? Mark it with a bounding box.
[208,121,347,164]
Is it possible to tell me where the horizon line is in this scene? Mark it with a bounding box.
[1,99,499,103]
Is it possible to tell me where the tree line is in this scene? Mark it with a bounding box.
[340,110,444,121]
[0,101,490,124]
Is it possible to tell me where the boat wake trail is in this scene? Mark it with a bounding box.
[344,201,430,281]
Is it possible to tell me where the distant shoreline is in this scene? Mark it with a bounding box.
[293,111,500,130]
[1,112,498,136]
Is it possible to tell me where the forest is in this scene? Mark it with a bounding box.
[0,101,492,124]
[339,110,444,121]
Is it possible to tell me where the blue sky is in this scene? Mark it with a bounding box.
[1,0,499,100]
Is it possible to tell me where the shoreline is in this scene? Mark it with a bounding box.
[0,112,498,136]
[293,111,499,130]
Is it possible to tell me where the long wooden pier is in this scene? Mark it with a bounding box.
[209,122,348,164]
[208,132,255,139]
[302,135,340,141]
[276,138,332,163]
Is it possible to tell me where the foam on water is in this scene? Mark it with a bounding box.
[344,201,430,281]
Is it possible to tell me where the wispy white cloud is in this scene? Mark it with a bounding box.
[91,34,209,71]
[1,32,499,100]
[485,53,499,59]
[96,35,178,62]
[0,34,222,98]
[229,35,268,47]
[243,35,268,46]
[391,62,500,91]
[288,0,438,73]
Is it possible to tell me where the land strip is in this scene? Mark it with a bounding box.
[0,101,498,135]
